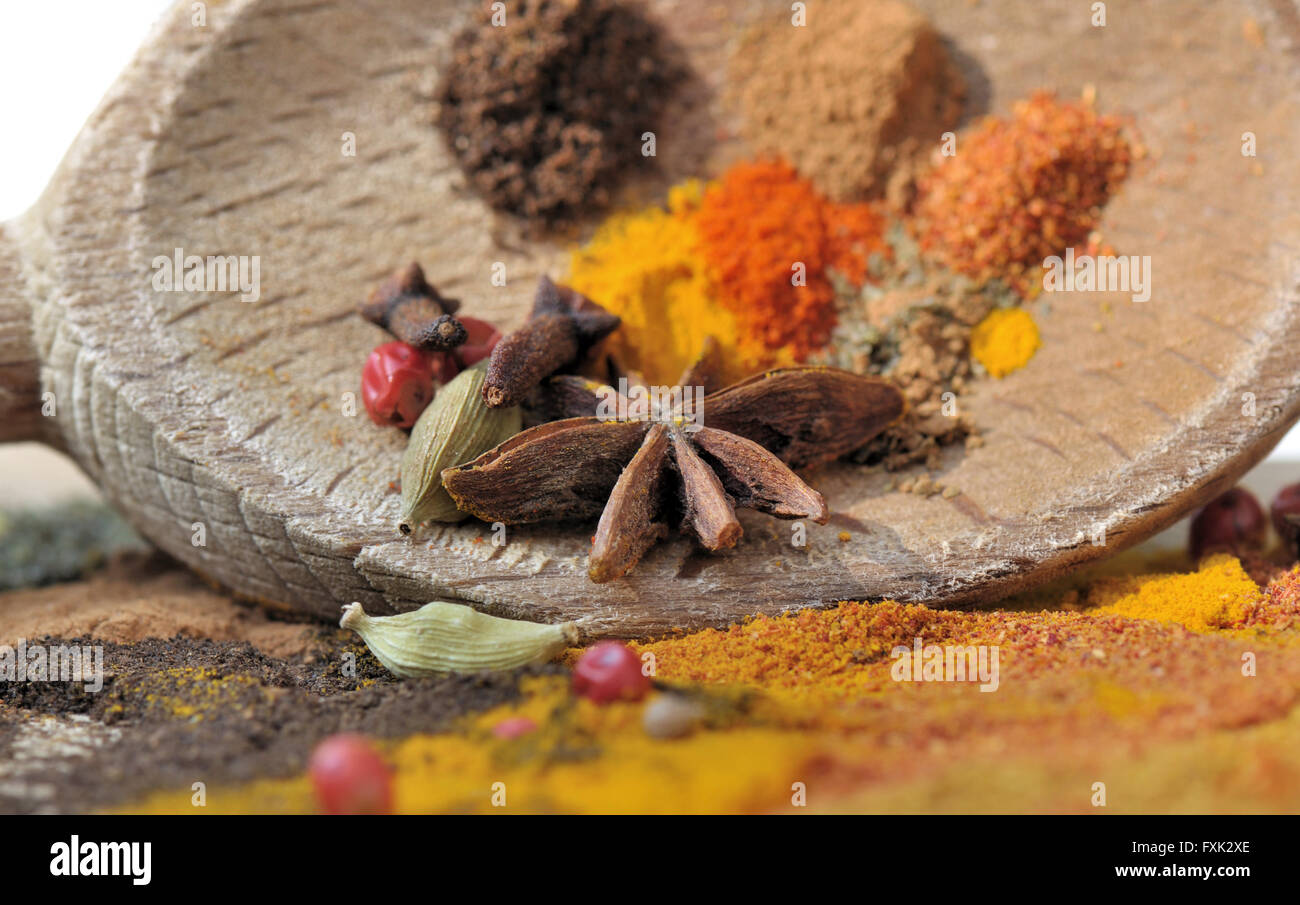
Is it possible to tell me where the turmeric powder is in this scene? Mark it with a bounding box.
[566,181,768,383]
[567,162,888,382]
[1088,553,1292,637]
[970,307,1041,378]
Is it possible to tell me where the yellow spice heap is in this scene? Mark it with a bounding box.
[1087,553,1273,637]
[567,182,769,384]
[970,307,1041,378]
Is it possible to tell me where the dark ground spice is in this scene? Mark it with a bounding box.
[0,633,549,814]
[435,0,685,228]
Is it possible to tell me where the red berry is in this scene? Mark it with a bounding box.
[1270,482,1300,558]
[1189,487,1267,561]
[572,641,650,704]
[455,316,504,368]
[492,716,538,739]
[427,351,461,387]
[308,734,392,815]
[362,341,434,428]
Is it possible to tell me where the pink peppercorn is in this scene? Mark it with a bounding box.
[361,341,435,429]
[492,716,539,739]
[455,316,505,368]
[572,641,650,704]
[308,734,393,815]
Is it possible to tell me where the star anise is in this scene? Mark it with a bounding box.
[442,340,906,582]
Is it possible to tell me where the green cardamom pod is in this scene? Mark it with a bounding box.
[340,601,579,677]
[400,360,521,532]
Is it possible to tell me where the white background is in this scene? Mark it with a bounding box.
[0,0,1295,513]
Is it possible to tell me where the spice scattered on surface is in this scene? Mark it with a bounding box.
[632,556,1300,703]
[1088,554,1273,636]
[970,307,1042,378]
[89,551,1300,815]
[730,0,964,205]
[633,600,992,700]
[913,91,1135,290]
[0,626,538,814]
[435,0,684,227]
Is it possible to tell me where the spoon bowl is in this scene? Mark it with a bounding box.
[1,0,1298,637]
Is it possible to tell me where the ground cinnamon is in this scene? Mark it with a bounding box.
[729,0,964,204]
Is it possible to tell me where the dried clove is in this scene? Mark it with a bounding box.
[483,276,620,409]
[361,262,468,351]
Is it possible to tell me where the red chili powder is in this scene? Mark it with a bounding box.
[912,92,1135,289]
[694,159,887,361]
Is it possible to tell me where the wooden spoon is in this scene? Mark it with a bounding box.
[2,0,1298,638]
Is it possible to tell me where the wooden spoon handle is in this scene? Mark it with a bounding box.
[0,223,43,444]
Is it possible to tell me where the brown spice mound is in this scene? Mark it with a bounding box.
[817,227,999,471]
[730,0,964,204]
[0,552,313,658]
[862,303,982,472]
[436,0,684,227]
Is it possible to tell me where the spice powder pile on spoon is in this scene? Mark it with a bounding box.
[349,0,1139,583]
